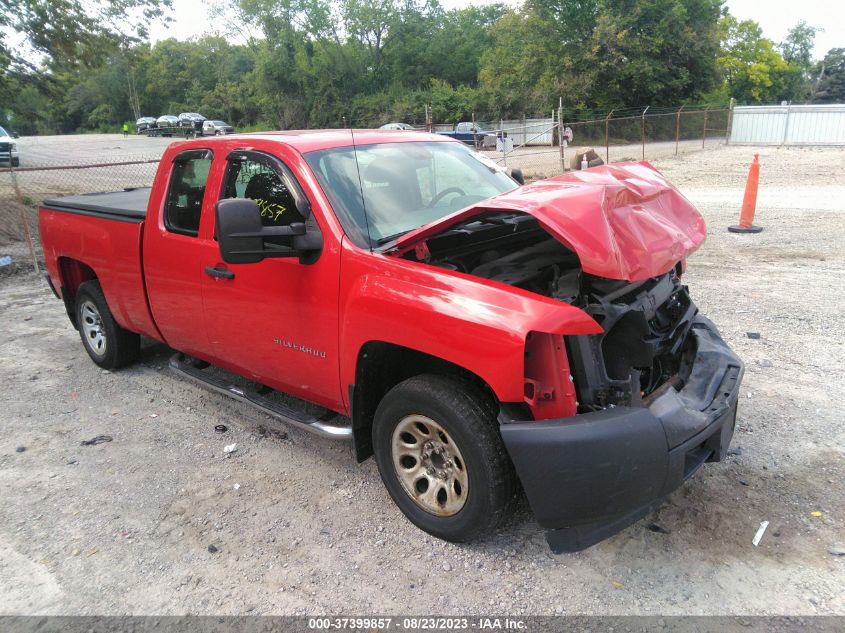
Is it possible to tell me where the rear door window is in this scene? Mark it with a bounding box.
[164,149,213,237]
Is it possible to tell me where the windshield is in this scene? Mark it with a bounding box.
[0,126,7,137]
[304,141,518,248]
[212,121,227,126]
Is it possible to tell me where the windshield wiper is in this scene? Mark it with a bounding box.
[377,230,411,245]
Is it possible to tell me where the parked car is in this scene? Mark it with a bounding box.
[379,122,415,130]
[178,112,206,129]
[0,125,20,166]
[437,121,498,146]
[202,120,235,135]
[135,117,157,133]
[38,131,743,553]
[156,114,179,128]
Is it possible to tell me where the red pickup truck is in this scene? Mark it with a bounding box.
[39,131,743,552]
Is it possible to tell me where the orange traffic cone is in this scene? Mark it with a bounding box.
[729,154,763,233]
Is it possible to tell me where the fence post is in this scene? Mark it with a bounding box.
[675,105,685,155]
[522,113,526,147]
[558,100,565,173]
[725,98,735,145]
[781,101,792,146]
[641,106,650,160]
[9,166,40,275]
[604,109,613,164]
[500,118,506,167]
[701,106,710,149]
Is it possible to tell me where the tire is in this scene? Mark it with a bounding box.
[215,130,221,136]
[75,280,140,369]
[372,374,518,543]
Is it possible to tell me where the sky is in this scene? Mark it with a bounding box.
[148,0,844,59]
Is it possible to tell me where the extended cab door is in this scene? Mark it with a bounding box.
[200,149,344,412]
[144,148,216,358]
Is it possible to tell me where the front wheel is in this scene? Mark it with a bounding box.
[372,374,518,542]
[75,280,140,369]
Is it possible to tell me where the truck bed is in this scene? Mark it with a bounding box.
[39,187,161,341]
[42,188,151,222]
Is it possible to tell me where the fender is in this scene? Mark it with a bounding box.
[38,208,162,341]
[338,241,602,406]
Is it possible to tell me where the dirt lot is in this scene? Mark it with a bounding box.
[11,132,176,166]
[0,144,843,616]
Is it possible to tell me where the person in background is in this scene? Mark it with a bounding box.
[122,122,129,138]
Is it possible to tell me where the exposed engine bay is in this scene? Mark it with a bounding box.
[403,211,699,410]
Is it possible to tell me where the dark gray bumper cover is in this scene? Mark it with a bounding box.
[500,316,744,553]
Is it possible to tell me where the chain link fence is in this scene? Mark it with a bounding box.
[0,157,160,274]
[1,105,729,273]
[468,105,730,179]
[419,105,730,180]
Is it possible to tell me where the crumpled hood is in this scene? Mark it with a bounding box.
[393,161,706,281]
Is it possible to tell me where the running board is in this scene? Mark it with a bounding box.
[168,353,352,439]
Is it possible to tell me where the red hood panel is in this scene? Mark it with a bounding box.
[393,161,706,281]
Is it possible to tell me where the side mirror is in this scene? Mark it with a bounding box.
[216,198,313,264]
[510,168,525,185]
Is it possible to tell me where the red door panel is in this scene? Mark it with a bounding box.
[200,149,343,412]
[144,148,218,357]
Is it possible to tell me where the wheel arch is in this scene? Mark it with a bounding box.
[57,257,98,328]
[349,341,499,462]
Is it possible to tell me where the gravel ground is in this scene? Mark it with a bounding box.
[11,133,177,166]
[0,144,843,616]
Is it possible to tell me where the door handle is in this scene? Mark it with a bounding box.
[204,265,235,280]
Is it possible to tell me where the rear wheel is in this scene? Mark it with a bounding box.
[75,280,140,369]
[372,374,518,542]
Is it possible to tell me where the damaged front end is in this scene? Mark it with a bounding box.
[568,269,698,411]
[492,249,743,552]
[501,309,743,553]
[392,162,744,552]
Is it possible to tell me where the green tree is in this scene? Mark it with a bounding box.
[780,21,819,73]
[714,15,799,104]
[479,9,560,115]
[0,0,172,70]
[386,4,504,90]
[812,48,845,103]
[779,20,820,100]
[480,0,722,113]
[589,0,722,107]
